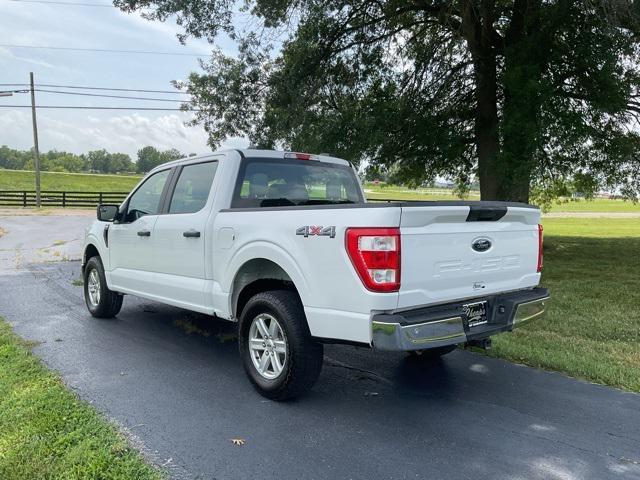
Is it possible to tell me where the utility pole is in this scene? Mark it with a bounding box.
[29,72,42,208]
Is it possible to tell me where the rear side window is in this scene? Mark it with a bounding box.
[169,161,218,214]
[232,158,363,208]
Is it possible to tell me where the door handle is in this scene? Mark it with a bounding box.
[183,230,201,238]
[137,230,151,237]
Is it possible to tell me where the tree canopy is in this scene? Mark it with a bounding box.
[0,145,188,175]
[116,0,640,202]
[85,149,134,174]
[136,146,184,172]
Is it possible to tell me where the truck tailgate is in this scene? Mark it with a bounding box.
[397,202,541,310]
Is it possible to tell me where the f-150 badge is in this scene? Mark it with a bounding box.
[296,226,336,238]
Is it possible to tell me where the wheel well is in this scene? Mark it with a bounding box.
[84,243,100,261]
[83,244,100,271]
[232,259,300,320]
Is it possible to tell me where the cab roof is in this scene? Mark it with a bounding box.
[148,149,350,175]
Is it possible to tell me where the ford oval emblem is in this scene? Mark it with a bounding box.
[472,238,492,252]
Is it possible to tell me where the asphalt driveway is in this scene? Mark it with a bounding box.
[0,213,639,479]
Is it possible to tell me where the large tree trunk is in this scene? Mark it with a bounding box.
[498,0,545,203]
[461,0,548,203]
[460,0,502,200]
[499,78,538,203]
[474,55,501,200]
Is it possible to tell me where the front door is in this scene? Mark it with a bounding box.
[108,168,172,294]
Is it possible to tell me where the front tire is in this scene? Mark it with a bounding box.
[84,256,123,318]
[239,290,323,401]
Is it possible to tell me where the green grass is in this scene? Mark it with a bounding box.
[544,198,640,212]
[0,319,161,479]
[486,217,640,392]
[0,169,141,192]
[364,184,481,201]
[1,172,637,213]
[364,183,640,212]
[541,217,640,237]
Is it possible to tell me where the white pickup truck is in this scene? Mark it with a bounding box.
[82,149,549,399]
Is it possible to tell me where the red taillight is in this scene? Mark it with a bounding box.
[537,224,544,272]
[345,228,401,292]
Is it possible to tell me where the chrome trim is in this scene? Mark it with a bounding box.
[513,296,549,326]
[372,293,549,352]
[372,316,466,351]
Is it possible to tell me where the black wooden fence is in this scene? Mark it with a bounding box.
[0,190,129,208]
[0,191,434,208]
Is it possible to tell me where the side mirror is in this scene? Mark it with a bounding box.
[97,204,119,222]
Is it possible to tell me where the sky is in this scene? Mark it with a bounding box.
[0,0,249,159]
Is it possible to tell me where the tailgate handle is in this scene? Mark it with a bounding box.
[466,205,507,222]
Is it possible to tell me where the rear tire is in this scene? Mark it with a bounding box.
[83,256,123,318]
[408,345,457,360]
[239,290,323,401]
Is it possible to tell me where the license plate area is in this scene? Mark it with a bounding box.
[463,301,488,328]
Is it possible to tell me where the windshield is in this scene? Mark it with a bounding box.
[231,158,364,208]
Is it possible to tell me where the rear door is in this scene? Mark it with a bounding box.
[150,160,219,310]
[397,202,541,309]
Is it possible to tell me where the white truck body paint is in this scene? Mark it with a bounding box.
[84,149,543,345]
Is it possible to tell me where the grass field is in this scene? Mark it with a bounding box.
[0,319,160,479]
[365,185,482,201]
[1,171,638,212]
[486,218,640,392]
[0,169,141,192]
[541,198,640,212]
[365,183,640,212]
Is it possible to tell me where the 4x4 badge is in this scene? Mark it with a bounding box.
[296,226,336,238]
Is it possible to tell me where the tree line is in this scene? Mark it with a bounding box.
[0,145,196,174]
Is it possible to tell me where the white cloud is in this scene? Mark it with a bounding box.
[0,110,209,158]
[0,0,250,160]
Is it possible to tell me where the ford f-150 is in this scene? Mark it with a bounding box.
[82,149,549,400]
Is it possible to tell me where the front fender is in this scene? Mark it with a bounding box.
[82,221,109,271]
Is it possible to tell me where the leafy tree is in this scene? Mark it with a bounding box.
[109,153,134,173]
[160,148,184,164]
[48,154,86,173]
[86,150,112,173]
[85,149,133,174]
[136,146,162,173]
[0,145,30,170]
[137,146,185,173]
[116,0,640,202]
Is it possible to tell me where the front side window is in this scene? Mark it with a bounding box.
[124,169,170,222]
[232,158,364,208]
[169,161,218,214]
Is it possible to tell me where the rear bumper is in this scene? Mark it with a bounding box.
[371,288,549,351]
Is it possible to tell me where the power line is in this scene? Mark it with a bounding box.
[33,88,190,102]
[0,44,206,57]
[0,105,200,111]
[7,0,114,6]
[0,83,190,94]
